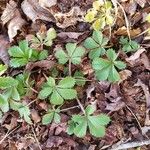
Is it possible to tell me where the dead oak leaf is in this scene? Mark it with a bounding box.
[1,0,25,41]
[39,0,57,9]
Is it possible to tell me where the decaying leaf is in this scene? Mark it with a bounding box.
[1,0,25,41]
[39,0,57,9]
[119,69,132,83]
[115,26,141,37]
[54,7,85,28]
[0,35,9,64]
[126,48,146,65]
[141,53,150,71]
[135,0,146,8]
[21,0,55,22]
[58,32,84,39]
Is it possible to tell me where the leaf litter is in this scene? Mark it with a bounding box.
[0,0,150,150]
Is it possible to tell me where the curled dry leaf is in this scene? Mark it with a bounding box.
[115,26,141,37]
[25,60,55,71]
[58,32,84,39]
[1,0,25,41]
[0,35,9,64]
[39,0,57,9]
[126,48,146,65]
[54,7,85,28]
[21,0,55,22]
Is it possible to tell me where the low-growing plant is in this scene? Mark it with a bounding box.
[42,107,61,125]
[8,40,48,68]
[85,0,114,30]
[92,49,126,82]
[38,77,77,105]
[84,30,108,59]
[119,37,140,53]
[30,27,57,48]
[67,105,110,137]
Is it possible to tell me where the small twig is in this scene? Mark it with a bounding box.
[60,105,80,112]
[110,139,150,150]
[76,98,86,115]
[125,104,143,131]
[26,98,38,107]
[0,126,20,144]
[69,59,72,76]
[31,126,42,150]
[135,28,150,38]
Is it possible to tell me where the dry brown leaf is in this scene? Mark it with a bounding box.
[39,0,57,9]
[126,48,146,64]
[115,26,141,37]
[135,0,146,8]
[141,53,150,71]
[25,60,55,71]
[54,7,85,28]
[31,109,41,123]
[58,32,84,39]
[119,69,132,83]
[21,0,55,22]
[1,0,25,41]
[0,35,9,64]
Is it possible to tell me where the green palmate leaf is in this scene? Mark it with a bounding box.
[0,94,6,105]
[55,43,85,65]
[119,37,140,53]
[31,49,48,61]
[0,77,18,89]
[8,40,33,68]
[38,77,77,105]
[42,108,60,125]
[68,105,111,138]
[18,105,32,124]
[84,31,108,59]
[74,71,86,86]
[0,64,7,76]
[92,49,126,82]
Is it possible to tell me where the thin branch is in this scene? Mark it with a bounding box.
[69,59,72,76]
[76,98,86,115]
[31,126,42,150]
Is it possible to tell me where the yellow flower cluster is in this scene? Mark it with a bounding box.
[85,0,114,30]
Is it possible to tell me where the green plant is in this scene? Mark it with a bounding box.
[119,37,140,53]
[84,31,108,59]
[74,71,86,86]
[31,27,56,48]
[8,40,33,67]
[85,0,114,30]
[92,49,126,82]
[8,40,48,68]
[38,77,77,105]
[0,64,7,76]
[42,108,60,125]
[55,43,85,65]
[67,105,110,137]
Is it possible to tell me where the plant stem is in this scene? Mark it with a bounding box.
[60,105,80,112]
[69,59,72,76]
[76,98,86,115]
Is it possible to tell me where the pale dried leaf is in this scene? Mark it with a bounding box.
[39,0,57,9]
[58,32,84,39]
[141,53,150,71]
[31,109,41,123]
[1,0,17,25]
[21,0,55,22]
[119,69,132,83]
[54,7,85,28]
[0,35,9,64]
[126,48,146,64]
[135,0,146,8]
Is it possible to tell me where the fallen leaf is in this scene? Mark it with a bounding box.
[86,84,95,99]
[54,6,85,28]
[119,69,132,83]
[21,0,55,22]
[0,35,9,64]
[135,0,146,8]
[31,109,41,123]
[58,32,84,39]
[140,53,150,71]
[1,0,25,41]
[115,26,141,37]
[25,60,55,71]
[126,48,146,64]
[39,0,57,9]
